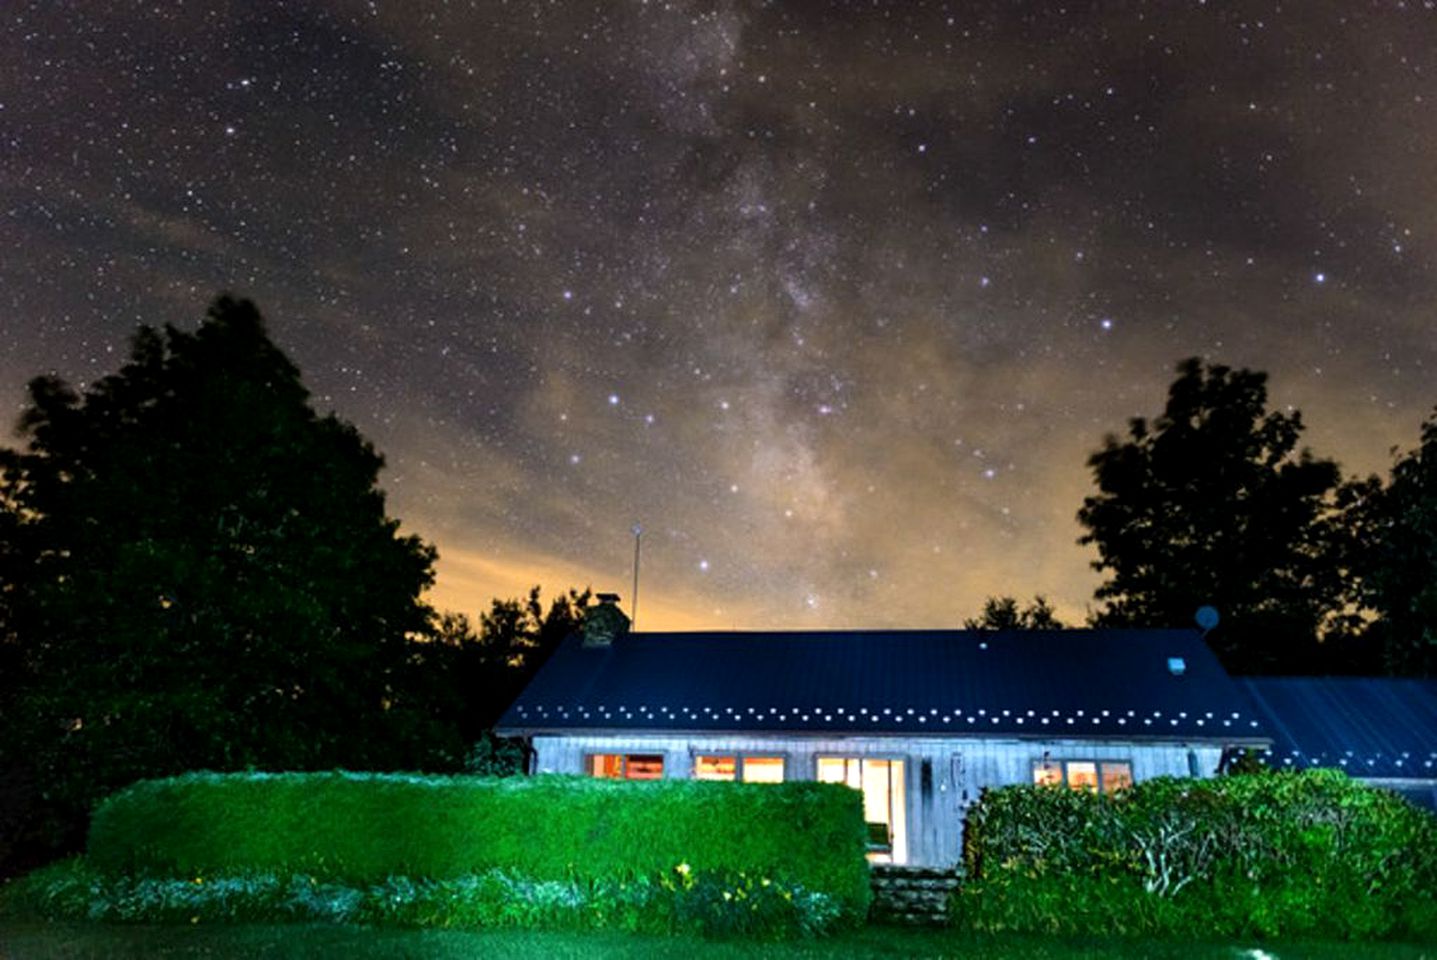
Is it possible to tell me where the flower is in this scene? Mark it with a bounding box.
[675,862,690,876]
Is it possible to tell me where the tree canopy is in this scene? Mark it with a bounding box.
[964,595,1065,630]
[1355,411,1437,675]
[427,586,589,743]
[0,296,454,858]
[1077,358,1352,673]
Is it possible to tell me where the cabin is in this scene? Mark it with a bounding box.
[1238,676,1437,810]
[496,595,1273,868]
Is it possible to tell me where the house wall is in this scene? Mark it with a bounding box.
[529,733,1227,868]
[1359,777,1437,811]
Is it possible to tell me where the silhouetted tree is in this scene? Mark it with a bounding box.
[0,296,455,863]
[0,479,31,876]
[1078,358,1354,673]
[0,472,21,703]
[964,595,1065,630]
[1354,411,1437,675]
[428,586,589,743]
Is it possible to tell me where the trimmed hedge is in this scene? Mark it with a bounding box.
[87,772,870,923]
[956,770,1437,940]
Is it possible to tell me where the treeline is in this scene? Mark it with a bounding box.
[973,358,1436,678]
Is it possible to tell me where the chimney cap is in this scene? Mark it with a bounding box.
[596,592,622,604]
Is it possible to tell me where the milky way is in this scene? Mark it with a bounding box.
[3,2,1435,628]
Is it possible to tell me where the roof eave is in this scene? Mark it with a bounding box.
[494,724,1270,746]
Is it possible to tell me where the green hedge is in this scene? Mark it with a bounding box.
[956,770,1437,940]
[86,772,870,923]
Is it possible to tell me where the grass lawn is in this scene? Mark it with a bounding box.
[0,923,1433,960]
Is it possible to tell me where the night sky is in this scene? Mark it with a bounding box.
[3,2,1435,630]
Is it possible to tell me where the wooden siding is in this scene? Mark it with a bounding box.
[531,733,1226,868]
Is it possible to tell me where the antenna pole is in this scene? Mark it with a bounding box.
[631,522,643,630]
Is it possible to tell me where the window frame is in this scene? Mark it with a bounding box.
[584,752,666,780]
[1030,758,1134,794]
[689,751,790,783]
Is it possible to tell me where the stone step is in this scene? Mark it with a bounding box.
[876,878,959,889]
[868,865,961,926]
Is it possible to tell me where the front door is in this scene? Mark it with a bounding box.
[816,757,907,864]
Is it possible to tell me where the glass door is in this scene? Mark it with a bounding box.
[816,757,907,864]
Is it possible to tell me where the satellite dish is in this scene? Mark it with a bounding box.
[1195,606,1220,631]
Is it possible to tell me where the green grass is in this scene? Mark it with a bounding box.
[0,923,1433,960]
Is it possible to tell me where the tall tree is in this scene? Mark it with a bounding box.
[1077,358,1351,673]
[964,595,1065,630]
[1356,412,1437,675]
[0,296,453,859]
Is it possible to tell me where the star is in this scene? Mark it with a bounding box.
[4,1,1429,636]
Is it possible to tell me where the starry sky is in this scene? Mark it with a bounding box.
[3,2,1435,630]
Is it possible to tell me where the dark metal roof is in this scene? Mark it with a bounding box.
[1238,677,1437,780]
[498,628,1268,742]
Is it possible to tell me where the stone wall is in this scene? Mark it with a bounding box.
[868,864,959,925]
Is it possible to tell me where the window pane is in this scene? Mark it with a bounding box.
[694,755,736,781]
[817,757,857,788]
[860,759,892,832]
[589,754,623,778]
[742,757,784,783]
[1066,761,1098,792]
[1101,762,1133,793]
[886,760,907,865]
[1033,760,1063,787]
[625,755,664,780]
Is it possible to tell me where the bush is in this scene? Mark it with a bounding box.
[462,734,525,777]
[956,770,1437,940]
[86,772,869,925]
[0,858,843,937]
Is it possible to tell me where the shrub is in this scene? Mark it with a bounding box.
[462,735,525,777]
[956,770,1437,940]
[86,772,869,924]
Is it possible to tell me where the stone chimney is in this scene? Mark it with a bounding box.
[582,592,630,648]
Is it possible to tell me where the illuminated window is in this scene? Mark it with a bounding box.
[1032,760,1064,787]
[1100,762,1134,793]
[694,755,737,780]
[1067,761,1099,792]
[589,754,622,778]
[1032,759,1133,794]
[742,756,785,783]
[692,755,785,782]
[587,753,664,780]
